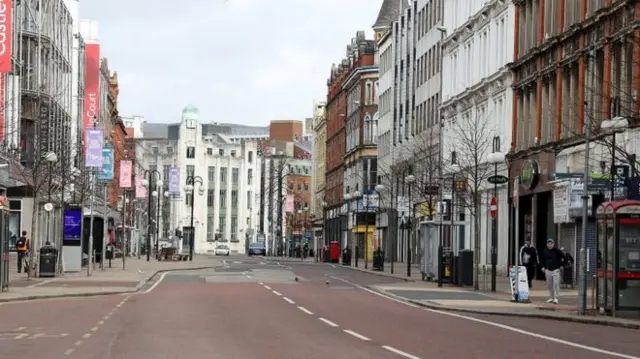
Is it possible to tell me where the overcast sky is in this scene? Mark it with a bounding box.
[81,0,383,126]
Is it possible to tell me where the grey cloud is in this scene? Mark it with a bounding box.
[82,0,382,124]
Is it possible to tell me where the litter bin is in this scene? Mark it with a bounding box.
[39,247,58,278]
[342,248,352,266]
[372,249,384,271]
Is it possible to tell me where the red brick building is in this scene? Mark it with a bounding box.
[509,0,640,264]
[324,40,353,245]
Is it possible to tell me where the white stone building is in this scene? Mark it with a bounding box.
[440,0,515,268]
[136,106,262,255]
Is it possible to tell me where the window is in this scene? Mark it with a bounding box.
[248,169,253,185]
[220,167,227,184]
[219,149,224,156]
[207,216,214,241]
[230,216,238,241]
[163,165,170,182]
[152,146,158,155]
[186,147,195,159]
[206,148,212,155]
[186,165,195,179]
[248,151,253,162]
[207,189,215,207]
[208,166,215,182]
[247,191,252,209]
[219,190,227,208]
[166,147,173,155]
[232,168,239,183]
[231,190,238,208]
[218,216,226,239]
[231,150,236,157]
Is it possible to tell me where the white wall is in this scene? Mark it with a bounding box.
[440,0,516,269]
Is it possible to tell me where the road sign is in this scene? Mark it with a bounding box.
[487,175,509,184]
[490,196,498,219]
[513,178,519,208]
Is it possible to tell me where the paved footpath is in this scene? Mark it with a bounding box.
[1,255,222,302]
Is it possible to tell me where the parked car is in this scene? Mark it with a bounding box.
[248,243,266,256]
[214,244,230,256]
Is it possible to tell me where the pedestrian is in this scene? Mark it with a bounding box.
[540,238,565,304]
[519,237,538,289]
[15,230,30,273]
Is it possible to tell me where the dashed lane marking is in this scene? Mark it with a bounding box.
[64,348,75,356]
[283,297,295,304]
[319,318,339,327]
[264,285,272,290]
[382,345,421,359]
[272,290,282,296]
[343,330,371,341]
[297,306,313,315]
[329,275,640,359]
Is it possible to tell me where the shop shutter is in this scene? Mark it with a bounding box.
[574,218,597,285]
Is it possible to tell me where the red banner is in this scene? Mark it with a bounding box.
[0,0,12,73]
[84,44,100,131]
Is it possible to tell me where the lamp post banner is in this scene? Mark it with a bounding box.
[119,160,132,188]
[85,128,104,168]
[169,166,180,193]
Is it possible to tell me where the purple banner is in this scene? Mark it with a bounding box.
[85,128,104,168]
[169,166,180,193]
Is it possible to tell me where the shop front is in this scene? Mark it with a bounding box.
[510,151,555,280]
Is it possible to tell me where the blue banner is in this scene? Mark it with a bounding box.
[63,207,82,241]
[98,145,114,181]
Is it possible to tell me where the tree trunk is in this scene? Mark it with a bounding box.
[28,202,41,279]
[473,192,481,291]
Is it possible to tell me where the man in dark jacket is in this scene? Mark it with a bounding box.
[519,237,538,288]
[540,238,565,304]
[15,231,30,273]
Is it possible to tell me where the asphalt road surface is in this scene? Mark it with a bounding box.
[0,256,637,359]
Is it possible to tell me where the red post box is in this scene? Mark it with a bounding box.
[329,241,340,263]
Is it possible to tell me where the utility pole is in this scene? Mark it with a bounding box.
[579,45,595,315]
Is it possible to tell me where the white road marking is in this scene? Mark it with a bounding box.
[264,285,272,290]
[283,297,295,304]
[343,329,370,341]
[298,306,313,315]
[329,276,640,359]
[272,290,282,296]
[13,327,26,331]
[90,326,99,332]
[103,315,110,320]
[143,272,168,294]
[318,318,339,327]
[258,282,264,285]
[98,321,104,325]
[15,333,29,339]
[381,345,421,359]
[330,264,336,268]
[245,275,252,279]
[74,340,84,346]
[82,333,91,339]
[64,348,75,356]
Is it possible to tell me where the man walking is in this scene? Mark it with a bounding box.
[541,238,565,304]
[519,237,538,288]
[15,230,30,273]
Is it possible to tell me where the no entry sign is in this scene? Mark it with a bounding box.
[490,196,498,219]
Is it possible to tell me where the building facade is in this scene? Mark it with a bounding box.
[342,35,379,260]
[311,100,327,244]
[440,0,515,269]
[325,50,349,246]
[136,106,262,255]
[510,0,640,277]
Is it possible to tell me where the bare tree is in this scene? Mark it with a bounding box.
[443,111,503,290]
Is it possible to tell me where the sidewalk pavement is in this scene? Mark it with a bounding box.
[365,280,639,329]
[262,256,316,263]
[1,255,222,303]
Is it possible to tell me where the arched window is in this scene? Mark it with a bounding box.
[364,114,372,144]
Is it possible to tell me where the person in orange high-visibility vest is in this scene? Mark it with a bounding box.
[15,230,30,273]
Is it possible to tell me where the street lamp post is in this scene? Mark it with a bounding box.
[374,184,385,254]
[405,175,416,277]
[185,175,204,261]
[352,191,362,267]
[487,137,506,293]
[143,170,162,261]
[344,193,352,265]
